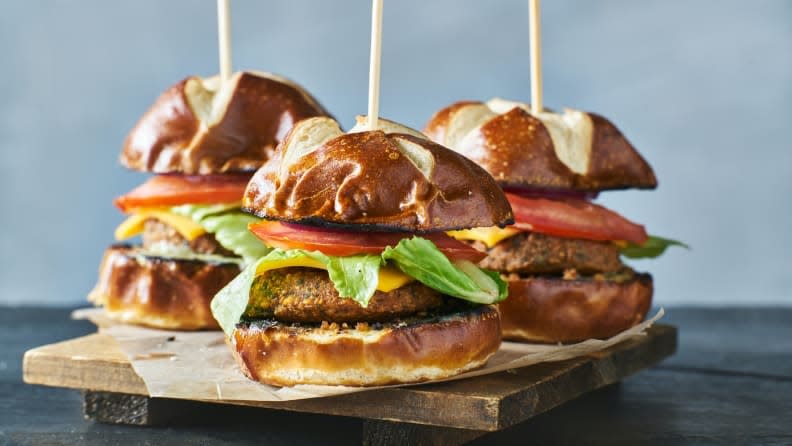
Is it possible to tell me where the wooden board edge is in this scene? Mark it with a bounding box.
[22,325,678,432]
[494,324,678,429]
[23,334,149,396]
[21,333,501,430]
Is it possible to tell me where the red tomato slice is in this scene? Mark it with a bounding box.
[506,193,648,245]
[114,174,252,212]
[249,221,487,262]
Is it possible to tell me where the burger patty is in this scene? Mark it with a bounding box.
[142,219,236,257]
[503,266,638,283]
[244,267,449,323]
[475,232,623,275]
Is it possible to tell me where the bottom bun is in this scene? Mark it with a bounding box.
[231,305,501,386]
[499,272,652,343]
[88,245,240,330]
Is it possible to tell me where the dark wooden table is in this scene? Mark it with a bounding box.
[2,307,790,445]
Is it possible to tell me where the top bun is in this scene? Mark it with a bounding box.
[423,98,657,191]
[243,116,514,232]
[121,71,330,174]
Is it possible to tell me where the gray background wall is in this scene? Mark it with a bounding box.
[1,0,789,306]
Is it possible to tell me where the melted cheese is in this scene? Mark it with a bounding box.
[447,226,521,248]
[115,209,206,241]
[376,266,415,291]
[116,208,415,292]
[255,256,413,292]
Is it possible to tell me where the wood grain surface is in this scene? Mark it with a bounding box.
[23,323,676,433]
[8,307,791,445]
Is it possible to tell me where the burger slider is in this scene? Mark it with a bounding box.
[210,116,514,386]
[89,71,330,330]
[425,98,684,343]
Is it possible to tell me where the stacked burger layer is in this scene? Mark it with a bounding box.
[89,75,680,387]
[425,98,680,343]
[211,116,514,386]
[90,72,329,330]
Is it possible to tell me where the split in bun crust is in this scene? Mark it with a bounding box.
[423,99,657,191]
[121,71,330,174]
[243,116,514,232]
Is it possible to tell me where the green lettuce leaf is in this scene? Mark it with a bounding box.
[211,249,386,333]
[620,235,689,259]
[326,255,382,307]
[251,249,382,306]
[252,246,330,264]
[211,256,264,336]
[171,203,239,220]
[382,237,507,304]
[199,213,270,264]
[170,204,270,264]
[455,260,509,303]
[211,249,332,335]
[211,237,508,334]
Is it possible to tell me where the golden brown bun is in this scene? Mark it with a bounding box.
[88,245,241,330]
[230,305,501,386]
[499,272,653,343]
[424,99,657,191]
[121,71,330,174]
[243,116,514,232]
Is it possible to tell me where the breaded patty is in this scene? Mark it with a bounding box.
[244,267,448,323]
[475,232,623,275]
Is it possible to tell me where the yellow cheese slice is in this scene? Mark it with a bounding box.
[255,257,413,292]
[114,209,206,241]
[375,266,415,292]
[116,208,415,292]
[447,226,521,248]
[114,214,148,241]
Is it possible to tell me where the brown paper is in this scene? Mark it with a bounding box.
[72,308,664,402]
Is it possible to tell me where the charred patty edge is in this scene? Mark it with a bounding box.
[238,301,487,331]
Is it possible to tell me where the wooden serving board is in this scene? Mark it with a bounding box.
[23,325,676,445]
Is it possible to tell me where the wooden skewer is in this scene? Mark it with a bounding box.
[529,0,543,114]
[217,0,233,83]
[366,0,384,131]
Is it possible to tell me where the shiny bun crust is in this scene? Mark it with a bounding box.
[243,116,514,232]
[88,245,241,330]
[121,71,329,174]
[499,272,653,343]
[230,305,501,386]
[424,100,657,191]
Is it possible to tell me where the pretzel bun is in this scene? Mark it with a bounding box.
[121,71,330,174]
[499,272,653,343]
[230,304,501,386]
[88,245,241,330]
[243,116,514,232]
[424,99,657,191]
